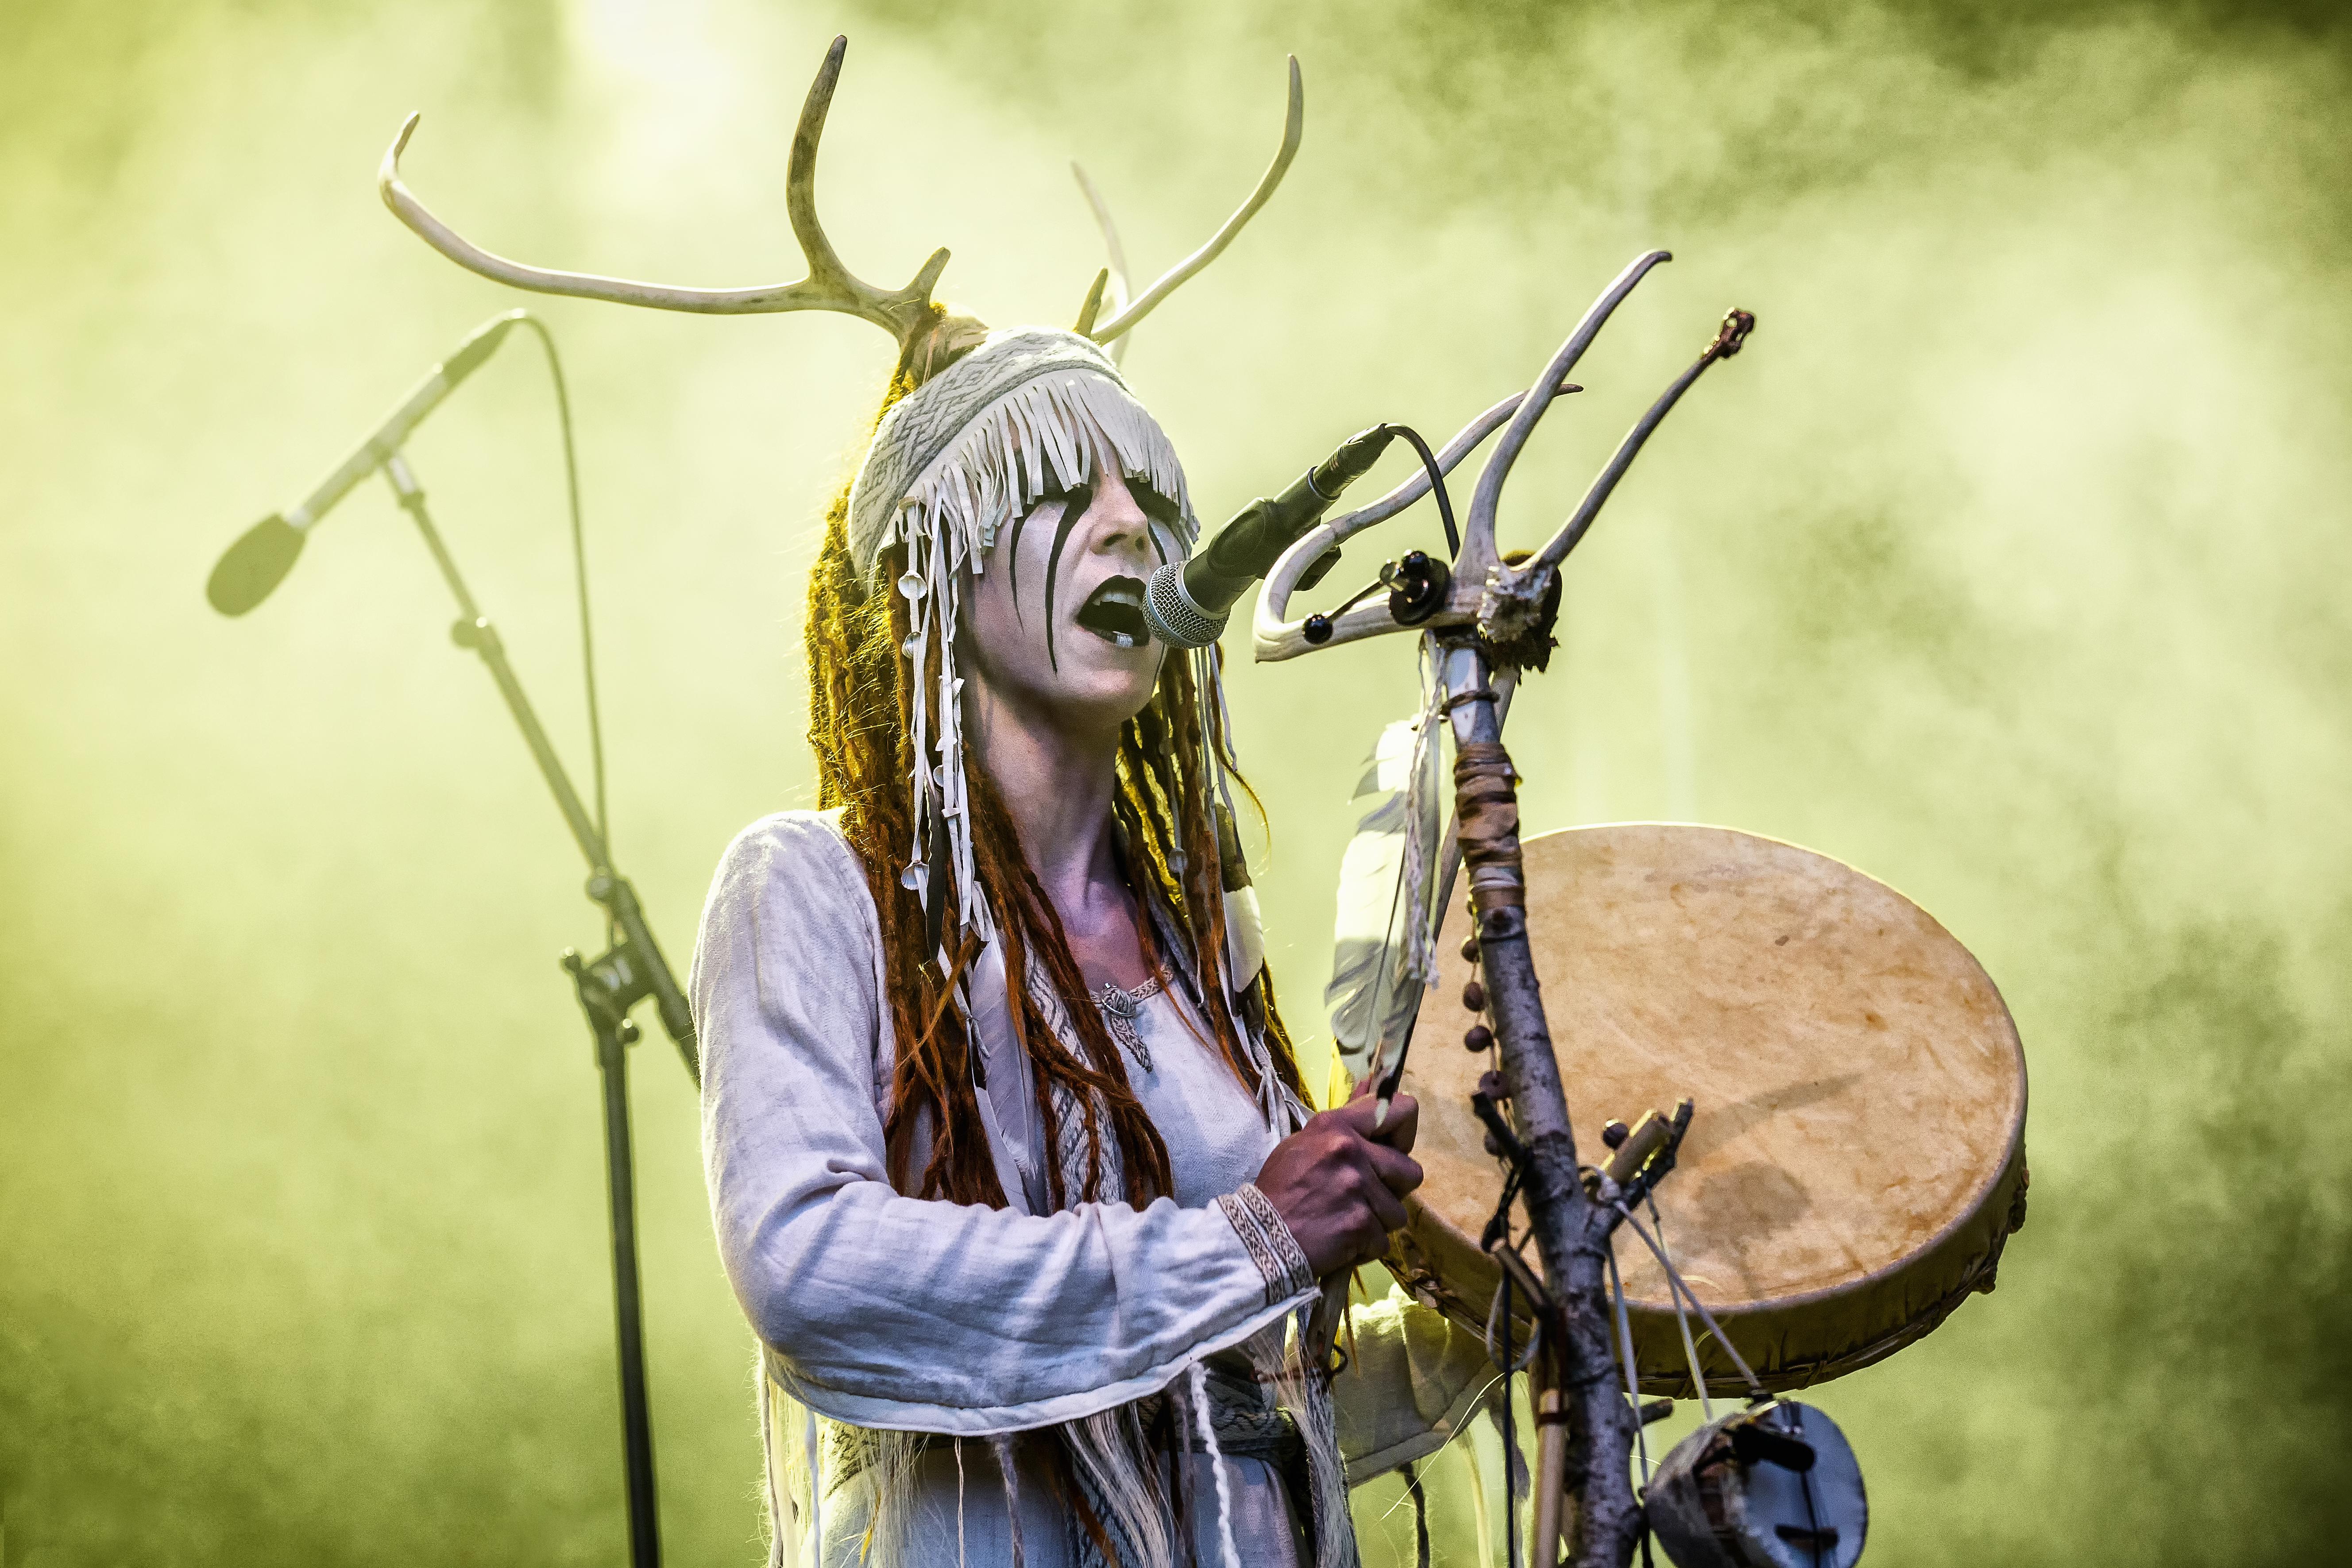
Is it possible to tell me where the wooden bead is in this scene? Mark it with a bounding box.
[1464,1024,1494,1053]
[1459,934,1481,963]
[1461,980,1487,1012]
[1601,1119,1630,1150]
[1478,1069,1509,1101]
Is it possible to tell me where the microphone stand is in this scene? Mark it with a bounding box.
[383,450,694,1568]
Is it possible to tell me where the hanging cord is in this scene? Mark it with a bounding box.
[1369,641,1448,1098]
[510,314,610,936]
[1185,1359,1244,1568]
[1607,1227,1679,1568]
[1483,1255,1542,1377]
[1401,1460,1433,1568]
[1610,1201,1768,1400]
[1481,1201,1537,1568]
[1635,1250,1827,1568]
[954,1437,969,1568]
[801,1405,823,1568]
[1499,1270,1520,1568]
[1605,1238,1652,1487]
[1614,1193,1794,1568]
[1648,1194,1714,1421]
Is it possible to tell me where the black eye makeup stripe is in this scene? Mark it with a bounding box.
[1041,471,1097,672]
[1005,493,1054,629]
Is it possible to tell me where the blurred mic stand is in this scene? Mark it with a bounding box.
[209,310,689,1568]
[378,446,688,1568]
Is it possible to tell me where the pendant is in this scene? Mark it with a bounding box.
[1093,977,1160,1070]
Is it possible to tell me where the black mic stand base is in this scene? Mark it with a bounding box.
[565,937,663,1568]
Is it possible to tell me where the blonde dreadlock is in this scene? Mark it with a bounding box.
[804,371,1306,1213]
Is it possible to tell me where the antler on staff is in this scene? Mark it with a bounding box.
[1452,250,1674,596]
[1252,385,1570,660]
[1079,56,1304,346]
[1527,306,1755,573]
[378,35,953,351]
[1254,252,1756,663]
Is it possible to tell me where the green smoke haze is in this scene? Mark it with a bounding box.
[4,0,2348,1562]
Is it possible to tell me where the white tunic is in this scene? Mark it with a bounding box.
[692,810,1492,1566]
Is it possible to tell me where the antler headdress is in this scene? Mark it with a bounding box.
[380,35,1303,969]
[381,35,1300,375]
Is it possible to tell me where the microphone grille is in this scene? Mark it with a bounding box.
[1142,564,1227,650]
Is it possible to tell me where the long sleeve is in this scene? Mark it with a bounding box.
[692,811,1315,1436]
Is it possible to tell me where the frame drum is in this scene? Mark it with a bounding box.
[1384,824,2028,1396]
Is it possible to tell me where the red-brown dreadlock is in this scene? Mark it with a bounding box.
[804,367,1307,1213]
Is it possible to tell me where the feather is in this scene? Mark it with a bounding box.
[1325,698,1448,1082]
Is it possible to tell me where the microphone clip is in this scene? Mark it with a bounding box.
[1300,549,1452,645]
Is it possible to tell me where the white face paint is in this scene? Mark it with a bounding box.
[962,460,1170,742]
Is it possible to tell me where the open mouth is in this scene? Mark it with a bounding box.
[1074,575,1151,649]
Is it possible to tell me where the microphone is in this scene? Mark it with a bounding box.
[1143,424,1396,649]
[207,311,528,615]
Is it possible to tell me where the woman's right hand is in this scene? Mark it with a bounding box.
[1253,1089,1423,1278]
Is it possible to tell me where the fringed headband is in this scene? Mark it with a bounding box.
[846,329,1197,581]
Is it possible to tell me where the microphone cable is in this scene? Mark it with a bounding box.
[510,315,610,926]
[1379,422,1460,560]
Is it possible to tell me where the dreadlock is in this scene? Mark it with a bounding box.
[805,367,1306,1213]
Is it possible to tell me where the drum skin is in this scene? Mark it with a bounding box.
[1384,823,2028,1397]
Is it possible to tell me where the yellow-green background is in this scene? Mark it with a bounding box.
[5,0,2348,1562]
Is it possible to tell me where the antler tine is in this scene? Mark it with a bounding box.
[1070,163,1132,365]
[1457,250,1673,582]
[1087,56,1304,346]
[378,36,950,347]
[787,35,951,342]
[1529,308,1756,572]
[1074,269,1111,335]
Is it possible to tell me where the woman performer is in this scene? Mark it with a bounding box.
[698,324,1474,1565]
[380,39,1490,1566]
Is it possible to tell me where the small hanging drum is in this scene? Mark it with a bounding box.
[1383,823,2028,1395]
[1649,1402,1868,1568]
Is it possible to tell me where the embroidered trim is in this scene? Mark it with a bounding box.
[1092,976,1162,1069]
[1217,1183,1317,1305]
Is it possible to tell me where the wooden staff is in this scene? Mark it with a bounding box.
[1445,641,1638,1567]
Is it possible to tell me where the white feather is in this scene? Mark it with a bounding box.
[1325,703,1448,1081]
